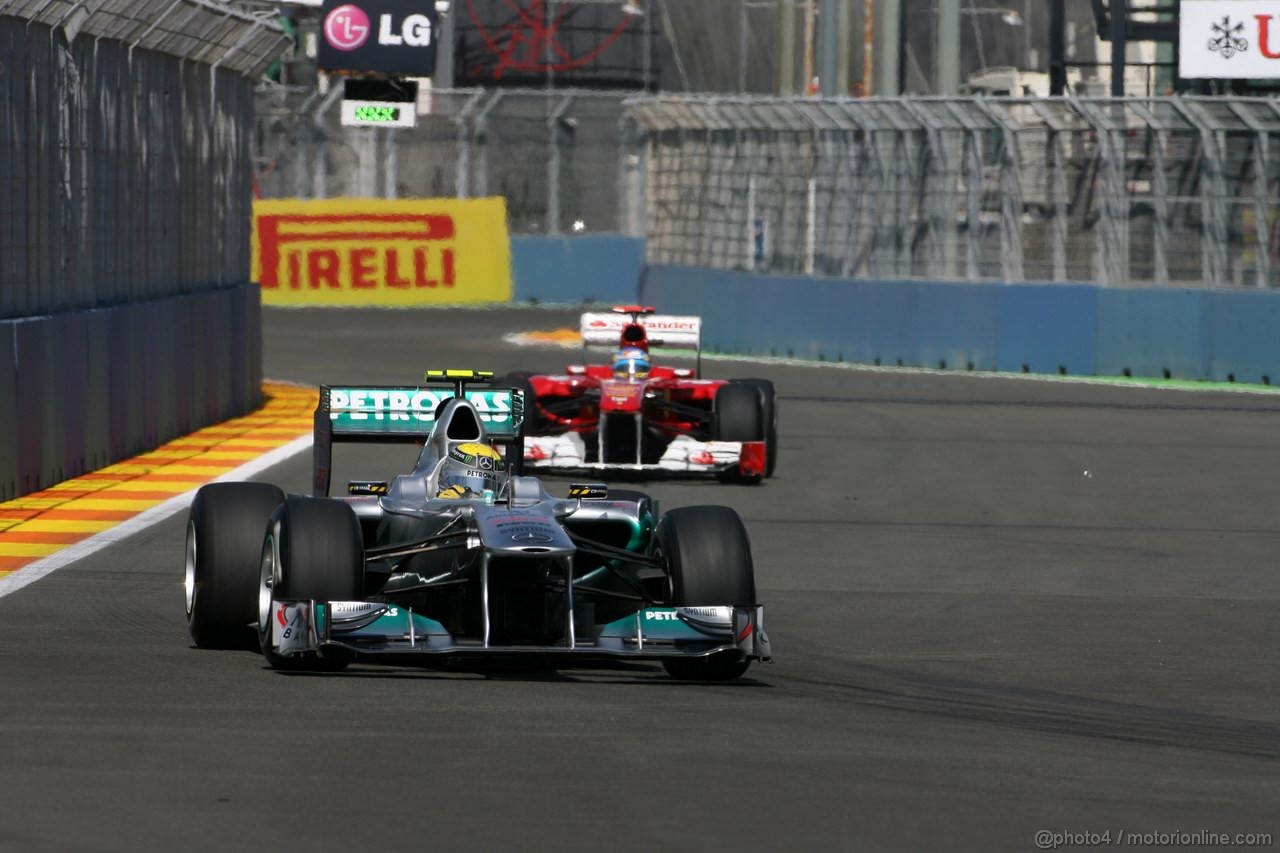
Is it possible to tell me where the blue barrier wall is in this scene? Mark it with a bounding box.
[995,285,1097,376]
[639,265,1280,385]
[0,285,262,501]
[504,241,1280,384]
[1204,290,1280,384]
[511,235,644,305]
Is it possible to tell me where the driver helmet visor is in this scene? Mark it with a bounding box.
[440,466,502,497]
[612,355,651,378]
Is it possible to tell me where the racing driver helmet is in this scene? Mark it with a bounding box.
[612,347,651,380]
[437,442,507,499]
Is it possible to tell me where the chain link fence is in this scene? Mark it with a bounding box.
[255,86,630,235]
[1,2,289,319]
[626,96,1280,289]
[256,90,1280,289]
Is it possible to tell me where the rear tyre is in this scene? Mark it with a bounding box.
[185,482,285,648]
[732,379,778,477]
[657,505,756,681]
[257,497,365,671]
[712,384,765,483]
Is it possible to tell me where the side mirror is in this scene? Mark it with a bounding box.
[348,480,389,496]
[568,483,608,500]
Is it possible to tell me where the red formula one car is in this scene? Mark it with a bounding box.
[499,306,778,482]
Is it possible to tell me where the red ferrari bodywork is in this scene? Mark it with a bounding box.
[526,364,726,441]
[508,306,771,480]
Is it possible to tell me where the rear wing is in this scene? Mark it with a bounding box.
[579,312,701,349]
[312,383,525,496]
[579,311,702,374]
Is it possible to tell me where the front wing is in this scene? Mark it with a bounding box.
[270,601,772,665]
[525,434,766,479]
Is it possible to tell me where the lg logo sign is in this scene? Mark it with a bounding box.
[381,13,434,47]
[324,5,369,51]
[318,0,439,75]
[323,3,433,52]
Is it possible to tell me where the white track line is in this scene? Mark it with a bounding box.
[0,434,312,600]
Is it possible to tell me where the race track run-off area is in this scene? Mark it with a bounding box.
[1,306,1278,851]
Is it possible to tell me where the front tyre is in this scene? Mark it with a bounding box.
[185,482,285,648]
[712,384,765,484]
[657,505,756,681]
[732,379,778,478]
[258,497,365,671]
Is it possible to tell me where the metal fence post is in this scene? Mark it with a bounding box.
[973,99,1024,282]
[1051,129,1067,282]
[900,100,946,280]
[474,91,504,200]
[310,84,342,200]
[965,126,983,280]
[1230,102,1273,289]
[616,112,633,237]
[1251,129,1269,289]
[1149,123,1170,286]
[1174,99,1227,289]
[547,95,574,235]
[383,127,397,199]
[454,90,484,199]
[292,88,321,199]
[896,124,921,277]
[355,127,377,198]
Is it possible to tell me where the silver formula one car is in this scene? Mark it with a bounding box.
[183,370,772,681]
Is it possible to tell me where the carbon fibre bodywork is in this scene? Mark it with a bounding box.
[249,374,772,673]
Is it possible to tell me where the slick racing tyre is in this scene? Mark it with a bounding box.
[258,497,365,671]
[656,505,756,681]
[732,379,778,478]
[712,383,765,483]
[185,482,285,648]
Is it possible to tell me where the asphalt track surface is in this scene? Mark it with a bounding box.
[3,306,1280,852]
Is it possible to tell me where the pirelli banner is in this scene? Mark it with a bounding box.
[251,198,512,306]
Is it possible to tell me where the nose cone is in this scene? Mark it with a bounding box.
[474,505,575,556]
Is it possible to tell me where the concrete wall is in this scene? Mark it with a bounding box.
[640,266,1280,385]
[0,285,262,501]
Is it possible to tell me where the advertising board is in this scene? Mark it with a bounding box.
[318,0,438,76]
[252,198,512,306]
[1180,1,1280,79]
